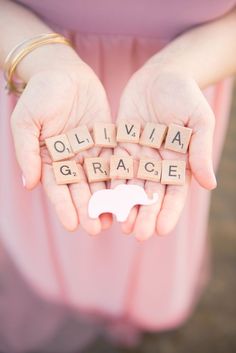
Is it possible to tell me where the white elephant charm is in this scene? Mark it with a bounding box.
[88,184,158,222]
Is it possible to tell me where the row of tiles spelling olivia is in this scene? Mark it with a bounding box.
[45,122,193,162]
[53,157,186,186]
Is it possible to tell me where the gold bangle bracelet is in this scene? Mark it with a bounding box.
[4,33,72,95]
[4,33,60,78]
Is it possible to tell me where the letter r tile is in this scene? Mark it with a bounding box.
[164,124,192,153]
[45,134,74,161]
[84,157,110,182]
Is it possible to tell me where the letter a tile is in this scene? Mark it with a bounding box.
[110,156,134,179]
[164,124,192,153]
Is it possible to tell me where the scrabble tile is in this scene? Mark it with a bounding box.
[67,126,94,153]
[110,156,134,179]
[137,158,162,182]
[139,123,167,149]
[164,124,192,153]
[93,123,117,147]
[116,120,141,143]
[84,157,110,182]
[53,160,81,184]
[45,134,74,161]
[161,160,186,185]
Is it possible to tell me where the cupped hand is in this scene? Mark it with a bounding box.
[113,66,216,240]
[11,57,113,234]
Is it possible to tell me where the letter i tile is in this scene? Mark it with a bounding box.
[93,123,117,147]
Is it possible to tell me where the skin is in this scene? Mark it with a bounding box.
[1,0,236,238]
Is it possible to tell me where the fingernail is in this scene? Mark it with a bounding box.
[21,174,26,187]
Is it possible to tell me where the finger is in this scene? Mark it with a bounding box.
[11,100,41,190]
[189,112,216,190]
[133,181,165,241]
[89,149,113,230]
[156,171,191,236]
[69,164,102,236]
[121,178,144,235]
[42,164,78,232]
[110,146,128,189]
[123,146,161,236]
[89,179,113,231]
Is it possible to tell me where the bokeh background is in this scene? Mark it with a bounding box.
[83,85,236,353]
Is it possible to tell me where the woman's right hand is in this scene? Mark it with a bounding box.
[10,46,113,234]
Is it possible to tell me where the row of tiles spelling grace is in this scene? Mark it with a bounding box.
[53,157,186,186]
[45,122,193,162]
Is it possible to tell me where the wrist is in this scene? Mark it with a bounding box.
[16,42,84,82]
[144,53,195,80]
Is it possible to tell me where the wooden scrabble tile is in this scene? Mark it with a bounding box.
[164,124,192,153]
[45,134,74,161]
[53,160,81,185]
[161,160,186,185]
[116,120,141,143]
[93,123,117,147]
[110,156,134,179]
[139,123,167,149]
[137,158,162,182]
[67,126,94,153]
[84,157,110,182]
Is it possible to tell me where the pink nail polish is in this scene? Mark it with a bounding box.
[21,174,26,187]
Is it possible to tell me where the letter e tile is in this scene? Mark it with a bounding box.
[161,160,186,185]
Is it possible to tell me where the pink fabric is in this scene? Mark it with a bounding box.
[0,1,235,352]
[17,0,236,39]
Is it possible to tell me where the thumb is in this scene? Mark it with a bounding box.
[189,109,216,190]
[11,100,41,190]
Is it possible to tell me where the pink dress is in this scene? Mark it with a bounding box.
[0,1,235,352]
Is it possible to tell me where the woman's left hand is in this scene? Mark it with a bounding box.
[113,64,217,241]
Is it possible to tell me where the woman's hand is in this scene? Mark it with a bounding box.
[10,51,113,234]
[113,65,217,240]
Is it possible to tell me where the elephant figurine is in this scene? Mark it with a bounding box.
[88,184,158,222]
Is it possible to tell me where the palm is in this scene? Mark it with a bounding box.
[114,68,216,240]
[11,63,113,233]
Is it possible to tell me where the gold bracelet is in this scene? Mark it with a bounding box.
[4,33,72,95]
